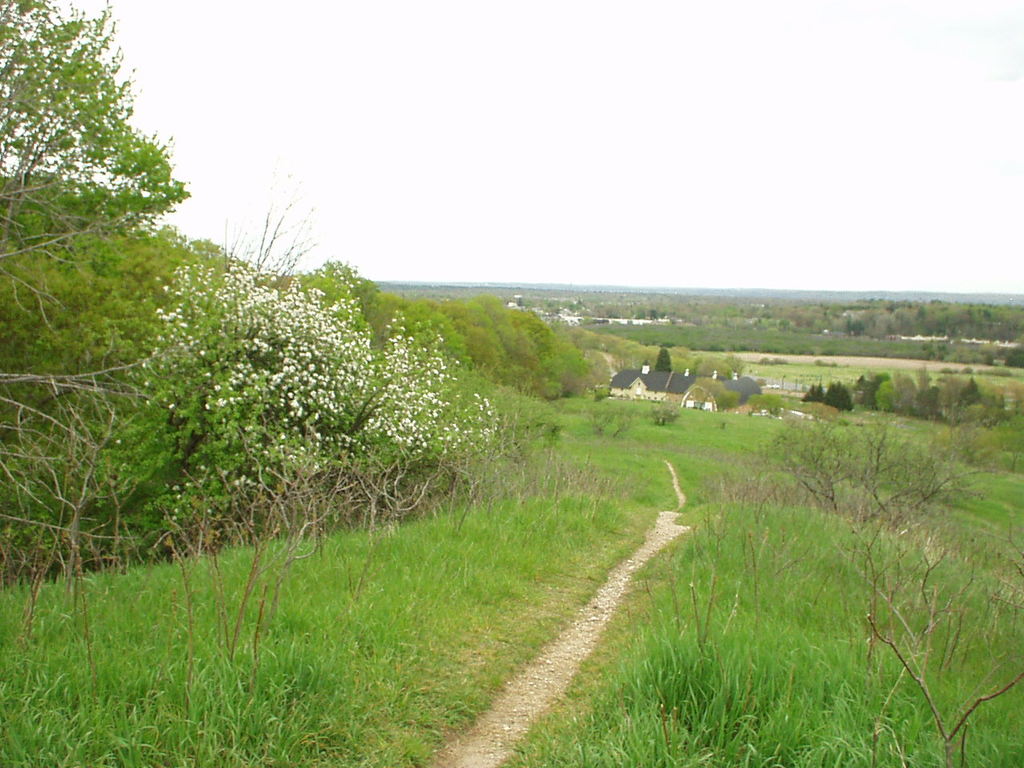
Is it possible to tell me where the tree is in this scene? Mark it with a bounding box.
[1,0,187,266]
[654,346,672,372]
[823,382,853,412]
[650,401,679,426]
[716,389,740,411]
[959,377,982,407]
[875,379,896,412]
[133,261,496,531]
[854,373,889,409]
[772,421,972,524]
[1004,348,1024,369]
[747,393,784,415]
[987,416,1024,472]
[803,383,825,403]
[0,2,188,580]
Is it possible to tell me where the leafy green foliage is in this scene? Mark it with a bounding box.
[131,261,495,526]
[747,393,784,415]
[353,291,591,399]
[1005,347,1024,368]
[0,0,187,260]
[823,381,853,411]
[654,347,672,372]
[0,230,207,380]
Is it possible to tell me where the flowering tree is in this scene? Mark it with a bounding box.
[140,261,494,529]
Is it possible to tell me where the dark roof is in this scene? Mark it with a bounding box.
[610,369,693,393]
[610,369,762,405]
[725,376,762,403]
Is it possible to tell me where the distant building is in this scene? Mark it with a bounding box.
[609,366,761,412]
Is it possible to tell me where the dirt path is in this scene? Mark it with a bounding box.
[430,461,689,768]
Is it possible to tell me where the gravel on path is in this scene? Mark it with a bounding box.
[431,461,689,768]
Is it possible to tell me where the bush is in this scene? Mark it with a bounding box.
[131,262,497,534]
[770,421,972,524]
[748,393,785,416]
[650,401,680,426]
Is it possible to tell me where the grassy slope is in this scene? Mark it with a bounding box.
[0,450,657,768]
[3,400,1020,767]
[511,404,1024,768]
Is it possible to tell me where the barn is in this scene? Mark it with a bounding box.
[609,366,761,412]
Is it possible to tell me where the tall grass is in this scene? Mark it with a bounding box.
[0,449,649,768]
[512,478,1024,766]
[6,397,1016,767]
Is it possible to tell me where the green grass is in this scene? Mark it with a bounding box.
[555,398,783,509]
[953,472,1024,531]
[592,324,943,360]
[741,357,1023,394]
[512,499,1024,767]
[0,450,651,768]
[510,408,1024,768]
[4,400,1020,767]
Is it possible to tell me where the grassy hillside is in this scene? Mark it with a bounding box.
[512,405,1024,768]
[2,399,1020,767]
[0,448,653,768]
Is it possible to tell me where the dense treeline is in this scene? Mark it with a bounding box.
[587,298,1024,341]
[799,372,1024,470]
[305,264,592,399]
[591,323,1011,365]
[850,370,1024,426]
[390,285,1024,346]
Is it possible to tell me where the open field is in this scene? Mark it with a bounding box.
[730,351,1024,394]
[733,351,1011,373]
[590,324,988,363]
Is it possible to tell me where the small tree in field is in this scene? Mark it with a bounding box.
[859,534,1024,768]
[650,401,680,426]
[771,421,971,524]
[748,393,784,416]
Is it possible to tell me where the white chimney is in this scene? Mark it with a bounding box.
[712,370,718,379]
[641,363,650,375]
[733,371,739,380]
[684,368,690,377]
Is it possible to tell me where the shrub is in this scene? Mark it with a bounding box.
[650,401,680,426]
[132,262,496,533]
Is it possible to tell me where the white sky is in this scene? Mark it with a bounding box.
[76,0,1024,293]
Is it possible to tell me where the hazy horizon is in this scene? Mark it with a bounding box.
[76,0,1024,294]
[375,280,1023,305]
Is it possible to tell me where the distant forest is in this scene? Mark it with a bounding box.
[381,283,1024,365]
